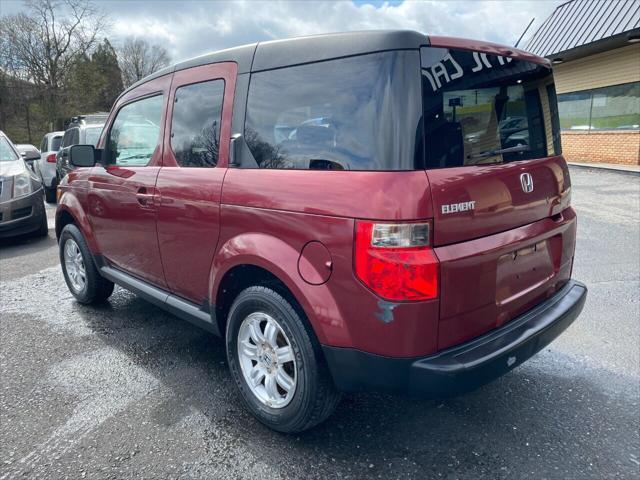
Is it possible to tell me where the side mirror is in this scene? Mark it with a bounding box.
[69,144,98,167]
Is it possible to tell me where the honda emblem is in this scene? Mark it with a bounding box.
[520,173,534,193]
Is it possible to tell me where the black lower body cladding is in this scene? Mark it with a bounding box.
[323,280,587,396]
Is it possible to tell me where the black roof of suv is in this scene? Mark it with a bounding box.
[124,30,429,93]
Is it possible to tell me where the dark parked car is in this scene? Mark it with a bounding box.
[56,31,587,432]
[14,143,41,170]
[0,131,48,238]
[56,120,105,180]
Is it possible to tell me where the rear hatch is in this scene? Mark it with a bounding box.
[420,42,575,349]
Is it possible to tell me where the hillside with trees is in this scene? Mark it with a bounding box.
[0,0,170,144]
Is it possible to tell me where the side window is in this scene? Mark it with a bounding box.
[71,128,80,146]
[171,80,224,167]
[244,51,423,171]
[61,130,73,148]
[546,84,562,155]
[40,137,47,152]
[106,95,164,166]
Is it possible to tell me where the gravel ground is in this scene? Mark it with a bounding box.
[0,167,638,479]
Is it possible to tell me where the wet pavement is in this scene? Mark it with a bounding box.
[0,167,638,479]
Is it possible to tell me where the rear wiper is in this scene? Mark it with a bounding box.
[468,144,530,160]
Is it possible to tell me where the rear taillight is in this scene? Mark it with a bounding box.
[46,154,56,163]
[354,221,439,301]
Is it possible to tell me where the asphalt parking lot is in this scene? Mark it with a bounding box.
[1,166,638,479]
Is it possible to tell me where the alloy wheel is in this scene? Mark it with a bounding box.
[237,312,297,408]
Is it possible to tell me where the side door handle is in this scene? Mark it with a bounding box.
[136,187,156,207]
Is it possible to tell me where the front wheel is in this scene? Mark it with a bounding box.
[59,224,114,304]
[226,286,341,433]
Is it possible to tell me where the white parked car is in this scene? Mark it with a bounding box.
[34,131,64,203]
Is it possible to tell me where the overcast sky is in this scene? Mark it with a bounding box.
[1,0,561,63]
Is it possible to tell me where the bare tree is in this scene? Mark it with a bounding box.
[118,37,170,88]
[0,0,107,129]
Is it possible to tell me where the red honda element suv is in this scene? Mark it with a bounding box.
[56,31,587,433]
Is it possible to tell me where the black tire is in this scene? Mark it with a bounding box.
[44,187,56,204]
[226,286,341,433]
[59,224,114,304]
[35,209,48,237]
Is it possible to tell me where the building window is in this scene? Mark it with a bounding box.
[558,81,640,131]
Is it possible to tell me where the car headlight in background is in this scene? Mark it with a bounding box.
[13,172,33,198]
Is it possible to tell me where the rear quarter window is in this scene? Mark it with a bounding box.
[244,51,423,171]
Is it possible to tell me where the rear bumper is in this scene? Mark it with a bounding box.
[323,279,587,396]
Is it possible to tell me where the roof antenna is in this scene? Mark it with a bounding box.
[515,17,535,48]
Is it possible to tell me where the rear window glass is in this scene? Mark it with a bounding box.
[51,136,62,151]
[244,51,423,171]
[421,47,559,168]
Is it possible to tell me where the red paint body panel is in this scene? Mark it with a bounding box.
[155,63,237,302]
[211,203,440,357]
[427,156,572,246]
[86,74,172,288]
[88,166,166,286]
[56,174,98,252]
[435,207,576,349]
[221,169,434,220]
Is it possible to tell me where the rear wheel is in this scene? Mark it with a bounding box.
[226,286,341,433]
[59,224,114,304]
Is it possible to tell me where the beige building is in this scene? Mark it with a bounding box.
[526,0,640,165]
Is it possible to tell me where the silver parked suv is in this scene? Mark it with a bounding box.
[0,131,48,238]
[34,131,64,203]
[56,120,105,182]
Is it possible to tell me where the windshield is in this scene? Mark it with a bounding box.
[421,47,560,168]
[0,136,19,162]
[84,127,103,147]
